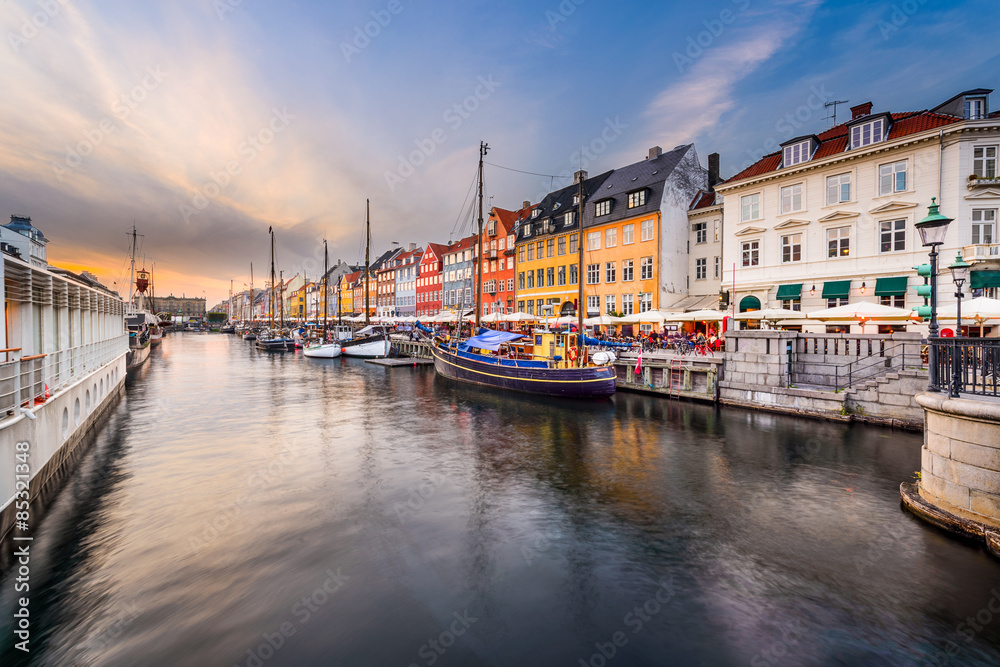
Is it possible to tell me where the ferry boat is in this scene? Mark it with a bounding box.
[429,142,616,398]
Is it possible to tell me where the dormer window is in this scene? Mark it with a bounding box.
[563,211,575,227]
[782,141,811,167]
[531,209,540,218]
[595,200,611,216]
[627,189,647,209]
[573,194,580,205]
[850,117,885,149]
[965,98,986,120]
[523,223,532,237]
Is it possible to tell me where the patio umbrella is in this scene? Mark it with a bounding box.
[505,312,537,322]
[584,315,616,326]
[735,308,807,328]
[807,301,915,333]
[676,309,728,322]
[481,312,503,323]
[616,310,668,324]
[937,296,1000,336]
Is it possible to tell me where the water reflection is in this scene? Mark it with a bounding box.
[1,333,999,666]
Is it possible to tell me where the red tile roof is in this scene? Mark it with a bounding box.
[689,190,719,210]
[724,110,963,185]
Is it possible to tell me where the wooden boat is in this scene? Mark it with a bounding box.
[338,200,390,359]
[303,241,342,358]
[256,227,294,352]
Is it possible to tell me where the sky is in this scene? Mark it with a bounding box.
[0,0,997,307]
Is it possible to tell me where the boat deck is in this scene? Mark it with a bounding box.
[365,358,434,367]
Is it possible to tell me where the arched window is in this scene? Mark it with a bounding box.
[739,296,761,313]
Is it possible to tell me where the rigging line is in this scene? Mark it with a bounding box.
[484,161,573,180]
[450,165,479,238]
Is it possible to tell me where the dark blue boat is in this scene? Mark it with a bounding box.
[431,330,616,398]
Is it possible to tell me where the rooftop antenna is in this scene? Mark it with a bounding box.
[823,100,849,127]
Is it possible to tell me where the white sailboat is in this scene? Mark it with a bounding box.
[303,242,343,358]
[341,199,391,359]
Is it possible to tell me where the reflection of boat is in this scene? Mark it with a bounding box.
[430,142,616,398]
[304,240,342,358]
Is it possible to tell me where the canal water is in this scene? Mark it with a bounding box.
[2,332,1000,666]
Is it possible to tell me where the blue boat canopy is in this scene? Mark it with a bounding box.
[464,328,524,351]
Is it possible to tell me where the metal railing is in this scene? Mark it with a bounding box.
[0,335,129,420]
[930,337,1000,397]
[790,340,926,391]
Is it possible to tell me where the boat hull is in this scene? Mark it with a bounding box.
[256,338,295,352]
[126,342,150,370]
[431,344,616,398]
[341,334,391,358]
[303,343,342,358]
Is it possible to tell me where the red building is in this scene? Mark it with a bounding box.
[416,242,447,317]
[479,203,533,316]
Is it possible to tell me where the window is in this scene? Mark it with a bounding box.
[547,238,555,258]
[586,263,600,284]
[569,234,579,253]
[563,212,575,227]
[518,246,525,263]
[826,173,851,205]
[622,224,634,244]
[714,256,720,279]
[487,220,496,236]
[606,262,616,283]
[498,279,504,293]
[974,146,997,178]
[780,233,802,263]
[518,300,524,312]
[606,228,617,248]
[465,288,472,303]
[639,293,652,312]
[694,222,707,244]
[622,294,634,315]
[695,258,706,280]
[972,209,996,244]
[536,269,544,287]
[586,231,601,251]
[641,219,654,241]
[783,140,811,167]
[570,264,578,284]
[741,194,761,222]
[966,98,986,119]
[498,238,505,251]
[880,295,905,308]
[781,299,801,311]
[850,118,884,148]
[827,226,850,258]
[741,240,760,267]
[640,257,653,280]
[879,219,906,253]
[536,241,544,258]
[526,272,534,289]
[587,295,600,315]
[546,267,555,287]
[780,184,803,214]
[622,259,634,281]
[558,236,566,255]
[524,223,532,237]
[531,209,540,219]
[604,294,616,314]
[527,245,534,261]
[558,266,566,285]
[827,297,848,308]
[878,160,907,195]
[627,190,646,208]
[595,200,611,216]
[526,300,534,315]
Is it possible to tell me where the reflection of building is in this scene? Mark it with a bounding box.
[157,294,206,318]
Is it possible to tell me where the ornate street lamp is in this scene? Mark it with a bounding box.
[948,251,971,397]
[914,197,953,391]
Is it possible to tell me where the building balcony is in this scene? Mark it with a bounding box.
[968,175,1000,188]
[963,243,1000,263]
[487,249,498,260]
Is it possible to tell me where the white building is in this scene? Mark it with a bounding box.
[715,89,1000,334]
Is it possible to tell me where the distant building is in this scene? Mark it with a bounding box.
[1,215,48,268]
[157,294,206,318]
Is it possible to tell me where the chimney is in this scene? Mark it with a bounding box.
[522,200,531,210]
[647,146,662,160]
[408,242,416,251]
[573,169,588,184]
[708,152,721,191]
[851,102,873,120]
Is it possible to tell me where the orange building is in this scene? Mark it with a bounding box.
[478,203,532,316]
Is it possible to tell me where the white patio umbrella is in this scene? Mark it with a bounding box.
[616,310,668,324]
[481,312,504,323]
[584,315,616,326]
[937,296,1000,336]
[505,311,537,322]
[807,301,916,333]
[676,309,728,322]
[735,308,807,321]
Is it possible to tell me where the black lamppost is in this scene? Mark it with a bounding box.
[914,198,953,392]
[948,251,971,397]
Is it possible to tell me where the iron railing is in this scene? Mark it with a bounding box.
[789,340,927,391]
[930,337,1000,397]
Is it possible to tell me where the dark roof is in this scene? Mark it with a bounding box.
[515,171,613,241]
[932,88,993,111]
[689,190,720,211]
[725,110,962,185]
[581,144,694,230]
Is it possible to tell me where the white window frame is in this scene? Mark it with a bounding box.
[966,98,986,120]
[780,183,804,214]
[586,231,601,251]
[693,222,707,244]
[640,219,654,242]
[850,118,884,149]
[622,294,634,315]
[605,261,616,283]
[780,233,802,263]
[741,240,760,267]
[973,145,997,179]
[595,200,611,216]
[827,226,850,258]
[627,190,647,208]
[878,160,907,196]
[587,295,600,314]
[622,224,635,245]
[605,227,617,248]
[971,209,996,245]
[826,173,851,205]
[782,140,811,167]
[639,293,652,313]
[605,294,616,314]
[640,256,653,280]
[879,219,906,253]
[622,259,634,282]
[741,193,761,222]
[586,263,600,285]
[695,258,706,280]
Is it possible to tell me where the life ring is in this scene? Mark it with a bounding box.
[568,346,578,361]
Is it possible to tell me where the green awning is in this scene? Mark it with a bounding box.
[971,271,1000,290]
[775,283,802,300]
[821,280,851,299]
[874,276,908,296]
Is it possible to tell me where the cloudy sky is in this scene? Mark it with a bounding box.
[0,0,996,306]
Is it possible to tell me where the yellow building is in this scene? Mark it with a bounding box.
[338,271,359,316]
[581,210,660,317]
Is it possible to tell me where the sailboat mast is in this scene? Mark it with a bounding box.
[128,226,137,308]
[279,270,285,328]
[577,169,585,366]
[365,199,371,326]
[475,141,489,330]
[323,240,329,337]
[249,262,254,323]
[269,228,276,329]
